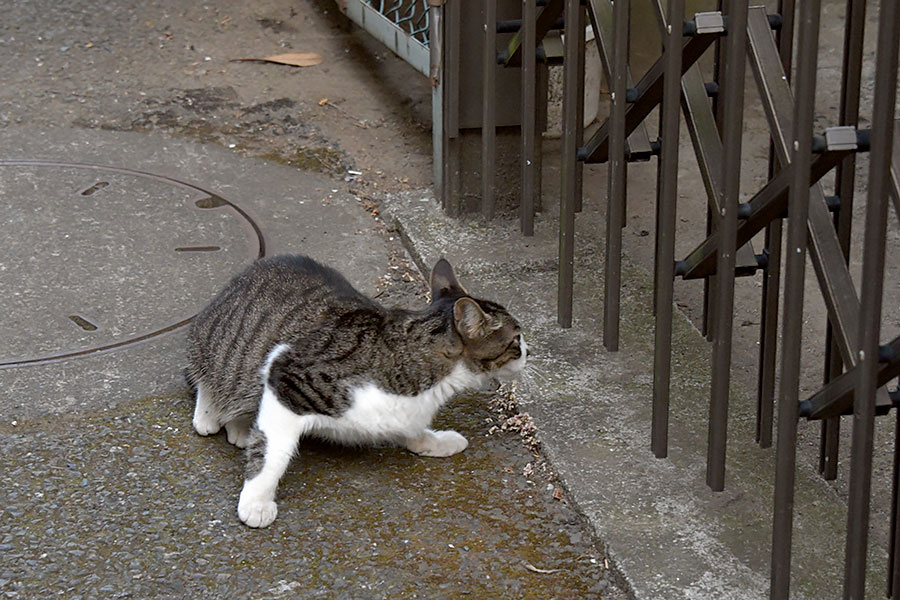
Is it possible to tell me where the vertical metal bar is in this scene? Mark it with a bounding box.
[757,216,783,449]
[575,4,586,213]
[706,0,749,492]
[770,3,821,597]
[482,0,497,219]
[890,409,900,597]
[703,0,726,340]
[820,334,843,477]
[558,0,580,328]
[429,0,444,201]
[603,0,628,351]
[521,0,537,235]
[442,0,461,215]
[703,206,714,340]
[819,0,867,481]
[843,1,900,595]
[818,373,842,477]
[535,64,547,213]
[712,0,725,133]
[757,0,794,449]
[652,0,684,459]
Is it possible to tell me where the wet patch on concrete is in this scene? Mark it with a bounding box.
[259,146,344,173]
[1,393,621,599]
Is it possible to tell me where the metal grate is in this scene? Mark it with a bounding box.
[339,0,431,76]
[366,0,431,46]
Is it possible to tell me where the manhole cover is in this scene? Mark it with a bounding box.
[0,160,265,367]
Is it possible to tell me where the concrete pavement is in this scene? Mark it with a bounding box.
[0,127,623,599]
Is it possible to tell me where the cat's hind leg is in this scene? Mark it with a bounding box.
[405,428,468,457]
[192,381,222,436]
[224,415,253,448]
[237,385,311,528]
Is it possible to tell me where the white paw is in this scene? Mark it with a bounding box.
[224,419,251,448]
[408,430,469,457]
[237,495,278,528]
[192,413,221,436]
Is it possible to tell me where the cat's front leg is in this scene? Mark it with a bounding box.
[237,386,309,528]
[405,428,468,457]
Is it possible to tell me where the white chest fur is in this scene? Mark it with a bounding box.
[336,362,485,442]
[307,362,483,445]
[263,360,486,446]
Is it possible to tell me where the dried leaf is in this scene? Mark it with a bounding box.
[231,52,322,67]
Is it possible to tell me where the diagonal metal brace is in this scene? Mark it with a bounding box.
[578,30,722,163]
[586,0,654,162]
[746,5,861,368]
[648,0,758,273]
[676,143,863,279]
[800,335,900,420]
[502,0,565,67]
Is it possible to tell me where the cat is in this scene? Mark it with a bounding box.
[185,255,528,528]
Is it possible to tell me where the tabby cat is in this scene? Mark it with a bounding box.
[185,255,528,528]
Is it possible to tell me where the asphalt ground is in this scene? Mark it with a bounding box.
[1,392,618,599]
[0,1,627,597]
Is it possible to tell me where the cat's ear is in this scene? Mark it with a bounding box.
[430,258,468,301]
[453,297,492,340]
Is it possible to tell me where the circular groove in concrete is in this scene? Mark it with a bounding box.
[0,160,266,368]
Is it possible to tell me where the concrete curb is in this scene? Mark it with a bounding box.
[382,189,886,600]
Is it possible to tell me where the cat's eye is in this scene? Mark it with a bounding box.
[483,334,522,363]
[502,335,523,360]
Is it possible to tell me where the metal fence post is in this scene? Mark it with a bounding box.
[651,0,684,459]
[602,0,628,349]
[770,3,821,596]
[843,1,900,596]
[706,0,749,493]
[558,0,582,328]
